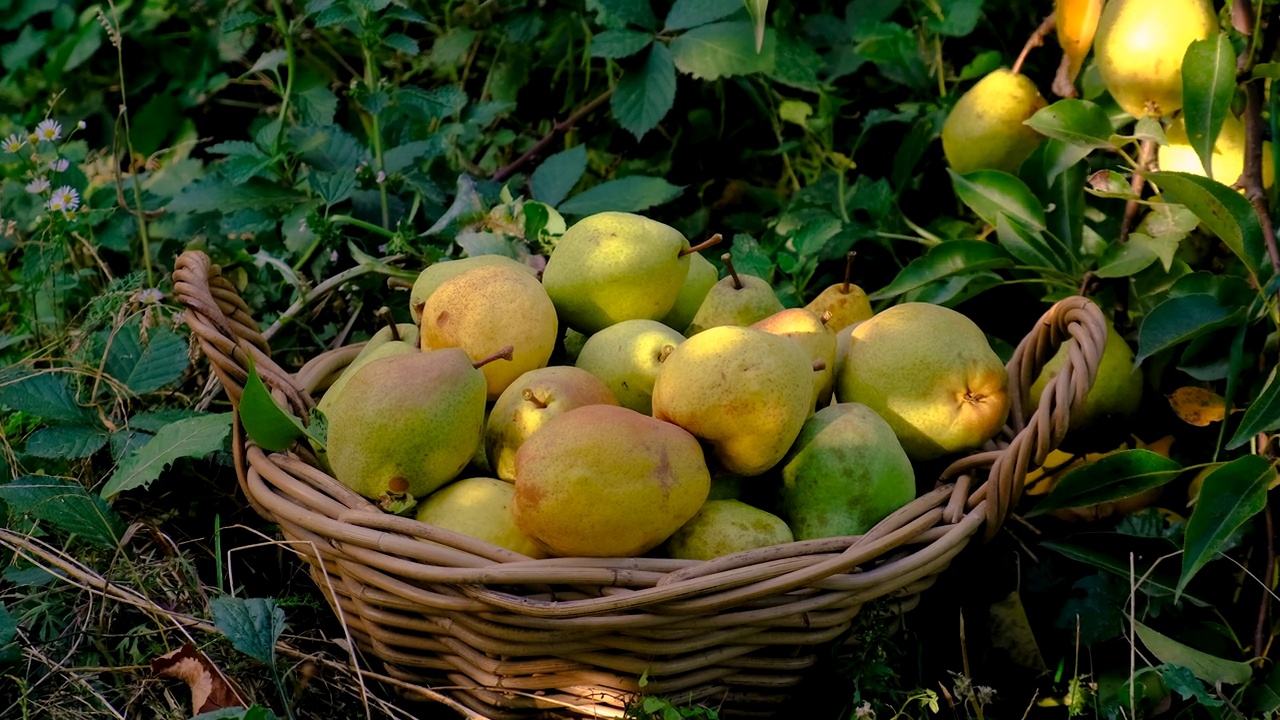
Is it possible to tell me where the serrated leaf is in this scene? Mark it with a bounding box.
[1178,455,1275,599]
[1027,450,1183,516]
[102,319,190,395]
[531,145,588,208]
[100,414,231,498]
[381,33,418,56]
[308,169,355,207]
[246,49,288,77]
[0,602,17,663]
[295,82,338,126]
[924,0,982,37]
[167,177,307,214]
[611,43,677,140]
[665,0,743,31]
[0,476,125,548]
[205,141,266,158]
[729,232,773,279]
[557,176,684,215]
[1024,99,1113,148]
[598,0,658,30]
[948,169,1046,230]
[590,29,654,59]
[398,86,468,122]
[222,10,266,33]
[1134,620,1251,685]
[670,21,776,80]
[870,241,1013,299]
[24,426,108,460]
[0,371,94,426]
[382,141,436,175]
[1135,293,1246,364]
[1180,34,1235,180]
[210,596,285,667]
[1149,171,1270,283]
[1228,366,1280,449]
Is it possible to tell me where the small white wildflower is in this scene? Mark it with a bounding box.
[377,244,387,254]
[136,288,165,304]
[48,158,69,172]
[854,702,875,720]
[48,185,79,212]
[77,120,87,130]
[1,134,24,153]
[25,178,49,194]
[375,170,386,184]
[34,119,62,142]
[299,218,308,233]
[329,250,339,262]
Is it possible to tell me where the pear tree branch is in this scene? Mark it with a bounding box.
[1230,0,1280,276]
[1011,13,1056,76]
[492,88,615,183]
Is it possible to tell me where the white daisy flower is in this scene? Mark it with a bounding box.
[48,185,79,212]
[48,158,69,172]
[25,178,49,194]
[136,288,164,304]
[1,134,24,153]
[34,119,62,142]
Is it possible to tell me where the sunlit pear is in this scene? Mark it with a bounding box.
[665,500,794,561]
[661,251,719,332]
[421,263,558,400]
[751,308,837,408]
[1158,114,1275,189]
[316,317,419,419]
[1056,0,1103,85]
[685,254,784,336]
[804,252,873,331]
[1094,0,1216,118]
[485,366,618,482]
[409,255,538,325]
[1028,320,1142,431]
[575,319,684,415]
[941,69,1047,175]
[836,303,1010,461]
[415,477,547,558]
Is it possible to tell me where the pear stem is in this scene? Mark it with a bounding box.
[1011,13,1055,76]
[812,359,827,372]
[721,253,743,290]
[473,345,515,369]
[1118,138,1156,244]
[680,233,723,257]
[841,251,856,294]
[658,345,676,363]
[819,310,833,326]
[521,388,548,409]
[375,306,400,342]
[387,277,413,290]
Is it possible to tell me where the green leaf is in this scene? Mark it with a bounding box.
[0,476,125,548]
[398,86,468,122]
[598,0,658,30]
[211,595,285,667]
[1228,366,1280,449]
[870,241,1013,299]
[192,707,282,720]
[0,602,18,663]
[994,214,1072,273]
[949,169,1046,230]
[1133,620,1251,685]
[1093,238,1160,278]
[24,425,108,460]
[531,145,588,208]
[853,22,928,90]
[611,43,677,140]
[1180,34,1235,180]
[1041,534,1208,604]
[1027,450,1183,516]
[102,319,190,395]
[240,356,313,453]
[589,29,654,58]
[1178,455,1275,598]
[729,233,773,280]
[664,0,742,31]
[168,177,307,214]
[0,371,94,426]
[923,0,982,37]
[743,0,768,51]
[1149,171,1270,283]
[1135,293,1246,364]
[1024,99,1114,148]
[383,141,438,174]
[100,413,232,498]
[558,176,684,215]
[381,33,418,56]
[670,21,775,80]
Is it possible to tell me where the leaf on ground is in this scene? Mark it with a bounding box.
[1167,387,1226,426]
[1134,620,1251,685]
[987,590,1047,672]
[23,425,109,460]
[100,413,231,498]
[102,317,190,395]
[211,596,285,667]
[152,643,243,715]
[0,476,126,549]
[0,370,95,425]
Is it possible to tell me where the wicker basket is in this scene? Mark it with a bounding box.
[172,250,1106,719]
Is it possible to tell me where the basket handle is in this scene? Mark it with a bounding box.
[173,250,313,417]
[940,295,1108,541]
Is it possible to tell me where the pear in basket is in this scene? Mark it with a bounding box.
[1027,320,1142,431]
[574,319,685,415]
[324,346,509,513]
[415,477,547,558]
[665,500,794,561]
[804,252,873,330]
[685,253,784,336]
[408,255,538,325]
[752,308,837,409]
[659,250,718,332]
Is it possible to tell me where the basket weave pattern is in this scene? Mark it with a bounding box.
[173,250,1106,718]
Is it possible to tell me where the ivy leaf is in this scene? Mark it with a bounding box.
[949,169,1047,230]
[0,476,126,549]
[1180,34,1235,180]
[1178,455,1275,599]
[1228,366,1280,449]
[558,176,684,215]
[23,425,109,460]
[1027,450,1183,516]
[589,29,654,59]
[1024,99,1114,148]
[670,21,776,80]
[1149,171,1270,284]
[531,145,588,208]
[870,241,1014,300]
[1134,620,1251,685]
[100,414,232,498]
[664,0,743,32]
[210,596,285,667]
[611,43,677,140]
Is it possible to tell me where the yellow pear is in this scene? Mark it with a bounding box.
[316,323,418,419]
[751,308,838,408]
[660,251,719,332]
[836,303,1010,461]
[652,325,814,476]
[415,477,547,558]
[1028,320,1142,431]
[421,263,558,400]
[485,366,619,482]
[804,252,874,330]
[1056,0,1104,84]
[574,319,684,415]
[685,254,785,336]
[941,69,1047,175]
[1094,0,1216,118]
[664,500,794,561]
[1158,114,1275,189]
[409,255,538,325]
[512,405,710,557]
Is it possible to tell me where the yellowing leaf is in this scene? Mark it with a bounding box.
[1055,0,1102,83]
[1168,386,1227,426]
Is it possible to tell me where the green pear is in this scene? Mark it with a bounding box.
[421,263,558,400]
[652,325,814,476]
[1028,320,1142,431]
[804,252,874,331]
[409,255,538,325]
[751,308,837,409]
[574,319,685,415]
[324,348,494,511]
[1094,0,1215,118]
[541,212,704,334]
[660,251,719,332]
[316,337,418,419]
[665,500,794,561]
[836,303,1010,461]
[415,477,547,558]
[513,405,711,557]
[485,366,619,482]
[779,403,917,540]
[685,254,784,336]
[941,68,1047,175]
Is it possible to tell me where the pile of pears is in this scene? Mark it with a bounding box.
[312,211,1126,562]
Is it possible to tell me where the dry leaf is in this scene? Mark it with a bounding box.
[1167,386,1226,426]
[152,643,244,714]
[988,590,1048,672]
[1055,0,1103,84]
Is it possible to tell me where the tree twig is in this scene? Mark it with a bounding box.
[1230,0,1280,277]
[1255,500,1275,661]
[492,88,615,182]
[1011,13,1056,76]
[1119,138,1156,243]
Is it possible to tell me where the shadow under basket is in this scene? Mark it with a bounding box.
[172,250,1107,719]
